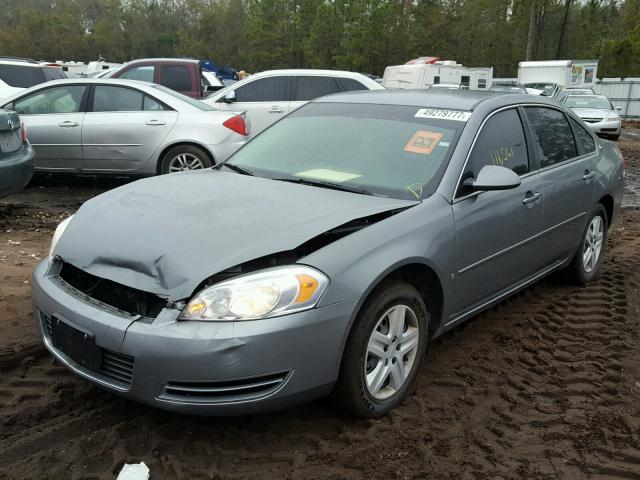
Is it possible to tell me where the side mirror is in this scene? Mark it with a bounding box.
[463,165,521,192]
[223,90,236,103]
[616,106,622,111]
[204,84,223,93]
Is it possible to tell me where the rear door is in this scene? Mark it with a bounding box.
[451,108,546,316]
[82,85,177,172]
[523,106,597,262]
[9,84,87,171]
[218,76,291,135]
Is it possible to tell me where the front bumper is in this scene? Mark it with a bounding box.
[0,144,34,198]
[32,260,358,415]
[583,118,621,136]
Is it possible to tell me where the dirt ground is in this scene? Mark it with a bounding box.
[1,127,639,480]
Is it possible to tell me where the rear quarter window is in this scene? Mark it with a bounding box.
[569,117,596,154]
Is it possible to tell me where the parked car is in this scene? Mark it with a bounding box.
[489,85,528,94]
[0,57,67,100]
[106,58,213,98]
[563,94,621,140]
[202,69,384,134]
[34,90,624,417]
[1,78,248,175]
[0,109,34,197]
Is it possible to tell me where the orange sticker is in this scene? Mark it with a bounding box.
[403,130,443,155]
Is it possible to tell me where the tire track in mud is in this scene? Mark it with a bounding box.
[0,216,639,480]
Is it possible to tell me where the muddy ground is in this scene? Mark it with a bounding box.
[0,127,639,479]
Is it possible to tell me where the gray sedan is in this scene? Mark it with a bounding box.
[33,90,624,417]
[1,79,248,175]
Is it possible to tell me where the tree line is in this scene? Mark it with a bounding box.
[0,0,638,78]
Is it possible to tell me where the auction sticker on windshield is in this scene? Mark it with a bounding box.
[415,108,472,122]
[404,130,443,155]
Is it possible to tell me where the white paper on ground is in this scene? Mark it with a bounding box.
[116,462,150,480]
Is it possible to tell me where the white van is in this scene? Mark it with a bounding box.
[383,61,493,90]
[518,60,598,93]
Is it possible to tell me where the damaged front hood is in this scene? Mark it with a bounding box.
[56,170,418,301]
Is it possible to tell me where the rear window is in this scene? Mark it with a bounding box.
[42,67,67,81]
[0,64,45,88]
[160,65,192,92]
[227,103,465,200]
[151,84,215,111]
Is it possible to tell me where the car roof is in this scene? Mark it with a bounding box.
[121,58,200,65]
[251,69,371,78]
[566,93,607,99]
[312,89,553,111]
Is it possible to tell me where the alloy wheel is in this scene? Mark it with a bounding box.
[583,215,604,273]
[168,153,205,172]
[364,304,420,400]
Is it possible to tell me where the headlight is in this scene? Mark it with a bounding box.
[48,215,73,260]
[182,265,329,321]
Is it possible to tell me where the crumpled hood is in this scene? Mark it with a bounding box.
[56,170,418,301]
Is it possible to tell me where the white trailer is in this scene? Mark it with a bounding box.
[383,60,493,90]
[518,59,598,89]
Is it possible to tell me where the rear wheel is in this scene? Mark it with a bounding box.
[333,280,428,418]
[566,204,608,285]
[160,145,211,174]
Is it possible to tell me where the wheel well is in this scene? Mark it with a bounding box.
[374,263,444,338]
[599,194,614,227]
[156,142,215,174]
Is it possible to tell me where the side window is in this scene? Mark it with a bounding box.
[143,95,168,111]
[160,65,191,92]
[569,117,596,154]
[477,79,487,89]
[459,109,529,196]
[93,86,144,112]
[119,65,155,82]
[13,85,86,115]
[524,107,577,168]
[336,77,367,92]
[433,76,440,84]
[234,77,290,102]
[0,64,45,88]
[293,76,340,101]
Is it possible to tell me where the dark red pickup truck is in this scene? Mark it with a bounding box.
[108,58,220,98]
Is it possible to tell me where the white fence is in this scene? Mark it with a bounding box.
[593,79,640,119]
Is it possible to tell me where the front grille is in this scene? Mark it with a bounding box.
[161,372,289,403]
[59,262,166,318]
[582,117,603,123]
[40,311,135,388]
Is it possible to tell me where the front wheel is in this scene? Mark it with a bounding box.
[566,204,608,285]
[160,145,212,174]
[332,280,429,418]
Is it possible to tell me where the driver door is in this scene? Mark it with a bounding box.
[10,84,87,171]
[451,108,545,317]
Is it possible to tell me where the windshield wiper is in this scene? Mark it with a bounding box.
[271,177,374,196]
[219,163,254,176]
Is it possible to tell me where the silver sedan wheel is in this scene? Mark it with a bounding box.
[583,215,604,273]
[364,304,420,400]
[168,153,205,172]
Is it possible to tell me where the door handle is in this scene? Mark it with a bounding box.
[145,120,166,126]
[522,191,541,205]
[582,170,596,180]
[269,107,283,113]
[58,121,79,127]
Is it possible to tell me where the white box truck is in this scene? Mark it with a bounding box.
[383,60,493,90]
[518,60,598,92]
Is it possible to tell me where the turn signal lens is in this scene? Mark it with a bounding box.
[21,123,27,144]
[295,274,319,303]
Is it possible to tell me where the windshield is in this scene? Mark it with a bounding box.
[226,102,465,200]
[523,82,556,96]
[565,96,613,110]
[151,84,216,110]
[0,64,45,88]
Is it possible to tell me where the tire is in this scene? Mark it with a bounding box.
[332,280,429,418]
[566,204,608,285]
[609,133,620,141]
[160,145,212,174]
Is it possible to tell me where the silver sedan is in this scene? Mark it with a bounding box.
[563,94,622,140]
[1,79,249,175]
